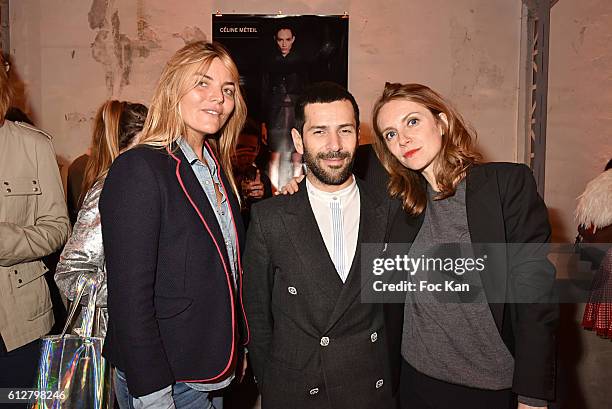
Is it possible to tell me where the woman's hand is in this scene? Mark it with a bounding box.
[241,180,265,200]
[278,175,305,195]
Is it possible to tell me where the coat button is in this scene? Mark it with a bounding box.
[18,279,22,284]
[6,188,11,193]
[375,379,384,389]
[371,332,378,342]
[320,336,329,347]
[288,286,297,295]
[309,387,319,395]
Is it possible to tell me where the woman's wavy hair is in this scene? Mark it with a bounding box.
[372,82,482,215]
[0,55,12,121]
[80,100,147,205]
[137,41,247,197]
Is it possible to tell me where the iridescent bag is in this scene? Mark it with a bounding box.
[32,274,112,408]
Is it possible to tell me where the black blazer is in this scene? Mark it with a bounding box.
[243,178,397,409]
[99,144,248,397]
[387,163,558,401]
[353,144,389,193]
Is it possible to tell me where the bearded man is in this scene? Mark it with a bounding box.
[243,82,398,409]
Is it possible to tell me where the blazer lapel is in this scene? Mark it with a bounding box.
[466,165,507,331]
[170,146,231,270]
[281,180,344,303]
[465,166,505,244]
[324,180,389,332]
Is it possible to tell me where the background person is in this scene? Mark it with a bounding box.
[232,117,273,227]
[576,164,612,339]
[371,82,558,409]
[55,100,147,339]
[0,53,70,407]
[66,153,90,225]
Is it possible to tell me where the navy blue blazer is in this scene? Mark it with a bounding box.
[99,143,248,397]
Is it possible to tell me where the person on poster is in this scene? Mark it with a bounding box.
[261,25,309,191]
[244,82,397,409]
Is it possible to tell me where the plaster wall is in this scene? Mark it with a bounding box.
[9,0,522,169]
[547,0,612,243]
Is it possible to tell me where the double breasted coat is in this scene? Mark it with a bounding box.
[243,178,397,409]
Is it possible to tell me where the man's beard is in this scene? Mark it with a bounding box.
[303,148,355,186]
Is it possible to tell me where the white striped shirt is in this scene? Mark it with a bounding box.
[306,177,360,282]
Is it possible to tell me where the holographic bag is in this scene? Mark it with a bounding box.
[32,274,112,409]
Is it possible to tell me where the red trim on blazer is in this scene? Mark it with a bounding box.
[203,140,251,347]
[166,145,237,383]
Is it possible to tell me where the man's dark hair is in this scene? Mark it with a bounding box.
[294,82,360,134]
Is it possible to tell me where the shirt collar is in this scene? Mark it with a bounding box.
[177,137,200,165]
[306,175,357,203]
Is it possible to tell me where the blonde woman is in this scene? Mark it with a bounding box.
[372,83,558,409]
[99,42,249,409]
[55,100,147,338]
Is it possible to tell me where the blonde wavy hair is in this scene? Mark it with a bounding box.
[138,41,246,196]
[372,82,481,215]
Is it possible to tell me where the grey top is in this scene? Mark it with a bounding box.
[55,177,108,338]
[401,180,515,390]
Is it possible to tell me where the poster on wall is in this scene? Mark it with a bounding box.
[213,14,349,193]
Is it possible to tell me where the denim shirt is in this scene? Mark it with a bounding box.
[177,137,236,392]
[178,137,238,286]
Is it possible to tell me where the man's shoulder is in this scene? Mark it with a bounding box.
[251,193,295,215]
[355,177,389,205]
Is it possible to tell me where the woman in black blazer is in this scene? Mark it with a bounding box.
[99,42,249,408]
[370,83,558,409]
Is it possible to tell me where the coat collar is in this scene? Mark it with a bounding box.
[282,178,344,303]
